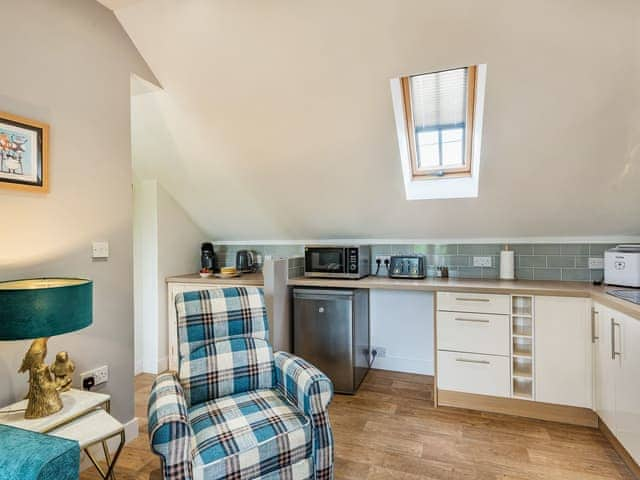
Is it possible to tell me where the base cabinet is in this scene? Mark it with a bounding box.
[534,296,592,408]
[595,302,640,465]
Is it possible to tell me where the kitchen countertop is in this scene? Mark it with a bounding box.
[287,276,640,320]
[167,272,264,286]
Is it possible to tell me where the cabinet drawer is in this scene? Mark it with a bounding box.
[437,351,510,397]
[437,291,510,315]
[437,311,510,356]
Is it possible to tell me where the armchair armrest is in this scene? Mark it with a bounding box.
[274,351,333,415]
[148,372,195,480]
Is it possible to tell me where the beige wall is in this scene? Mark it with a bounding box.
[119,0,640,241]
[0,0,157,421]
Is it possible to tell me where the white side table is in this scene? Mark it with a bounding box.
[0,389,124,480]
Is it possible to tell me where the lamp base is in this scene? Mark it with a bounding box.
[19,338,64,419]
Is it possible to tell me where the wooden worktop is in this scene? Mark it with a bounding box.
[166,272,264,286]
[288,276,640,320]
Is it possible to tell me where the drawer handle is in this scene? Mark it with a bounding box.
[456,358,490,365]
[455,297,491,302]
[455,318,490,323]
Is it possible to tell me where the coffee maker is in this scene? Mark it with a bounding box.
[201,242,218,272]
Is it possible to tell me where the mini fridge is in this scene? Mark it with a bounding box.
[293,288,370,394]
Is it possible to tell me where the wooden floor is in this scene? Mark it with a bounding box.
[80,370,633,480]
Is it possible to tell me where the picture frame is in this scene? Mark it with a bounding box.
[0,111,49,192]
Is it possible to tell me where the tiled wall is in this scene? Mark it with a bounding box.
[214,243,618,282]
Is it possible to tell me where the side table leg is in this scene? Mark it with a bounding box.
[102,440,117,480]
[102,431,125,480]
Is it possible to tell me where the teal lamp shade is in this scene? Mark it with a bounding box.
[0,278,93,340]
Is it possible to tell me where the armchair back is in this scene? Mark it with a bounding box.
[174,287,274,406]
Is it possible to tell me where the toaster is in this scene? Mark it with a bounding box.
[389,255,426,279]
[605,245,640,288]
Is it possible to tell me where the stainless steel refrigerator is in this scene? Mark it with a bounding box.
[293,288,370,394]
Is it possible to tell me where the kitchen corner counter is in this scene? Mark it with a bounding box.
[167,272,264,287]
[287,276,640,320]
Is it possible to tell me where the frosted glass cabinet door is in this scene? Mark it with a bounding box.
[594,303,617,431]
[615,312,640,465]
[534,296,592,408]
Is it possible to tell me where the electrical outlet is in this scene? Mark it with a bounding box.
[473,256,492,267]
[80,365,109,389]
[375,255,391,265]
[372,346,386,358]
[588,257,604,269]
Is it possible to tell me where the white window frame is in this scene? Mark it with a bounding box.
[391,64,487,200]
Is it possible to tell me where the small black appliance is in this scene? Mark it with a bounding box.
[236,250,257,273]
[201,242,218,272]
[389,255,426,279]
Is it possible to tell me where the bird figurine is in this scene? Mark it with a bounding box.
[24,364,63,419]
[50,351,75,392]
[19,338,48,374]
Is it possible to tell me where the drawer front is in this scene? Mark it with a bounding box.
[437,351,510,397]
[437,291,510,315]
[437,311,510,356]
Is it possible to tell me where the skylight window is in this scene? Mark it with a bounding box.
[391,64,486,200]
[402,66,476,178]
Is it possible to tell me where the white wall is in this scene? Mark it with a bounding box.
[370,290,434,375]
[133,179,205,373]
[115,0,640,241]
[0,0,157,422]
[133,179,159,374]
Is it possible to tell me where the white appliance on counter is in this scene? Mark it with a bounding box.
[605,245,640,287]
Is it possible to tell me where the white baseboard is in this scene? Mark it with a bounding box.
[372,355,434,376]
[80,417,139,471]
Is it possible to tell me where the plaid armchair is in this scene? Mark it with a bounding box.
[148,287,334,480]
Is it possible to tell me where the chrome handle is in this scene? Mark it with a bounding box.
[456,358,490,365]
[455,297,490,302]
[455,318,490,324]
[591,308,599,343]
[611,318,621,359]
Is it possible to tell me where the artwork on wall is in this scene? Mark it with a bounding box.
[0,112,49,192]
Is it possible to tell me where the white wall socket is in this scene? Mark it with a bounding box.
[588,257,604,269]
[80,365,109,388]
[92,241,109,259]
[375,255,391,264]
[372,346,386,358]
[473,256,492,267]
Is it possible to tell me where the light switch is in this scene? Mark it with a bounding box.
[92,241,109,259]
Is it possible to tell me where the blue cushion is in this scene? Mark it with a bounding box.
[0,424,80,480]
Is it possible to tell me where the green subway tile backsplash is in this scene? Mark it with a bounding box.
[213,242,625,283]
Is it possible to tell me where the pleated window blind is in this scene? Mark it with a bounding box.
[402,66,476,177]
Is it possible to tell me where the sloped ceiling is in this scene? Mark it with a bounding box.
[115,0,640,241]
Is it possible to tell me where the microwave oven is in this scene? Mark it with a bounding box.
[304,245,370,279]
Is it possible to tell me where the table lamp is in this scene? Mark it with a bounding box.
[0,278,92,419]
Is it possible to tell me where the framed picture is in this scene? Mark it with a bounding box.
[0,112,49,192]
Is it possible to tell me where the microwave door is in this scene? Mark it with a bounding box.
[307,248,346,273]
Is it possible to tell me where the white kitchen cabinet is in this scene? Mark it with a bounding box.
[594,302,640,465]
[437,351,510,397]
[534,296,592,408]
[594,303,617,430]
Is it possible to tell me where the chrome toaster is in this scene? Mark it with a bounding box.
[389,255,426,279]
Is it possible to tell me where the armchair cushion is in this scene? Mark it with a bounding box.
[179,337,274,406]
[188,389,312,480]
[148,372,196,480]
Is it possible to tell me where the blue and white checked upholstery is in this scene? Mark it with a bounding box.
[189,389,312,480]
[149,287,335,480]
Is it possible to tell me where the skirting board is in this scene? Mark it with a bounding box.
[599,417,640,480]
[372,355,434,376]
[437,390,598,428]
[80,417,139,471]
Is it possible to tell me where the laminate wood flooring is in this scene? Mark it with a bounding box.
[79,370,633,480]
